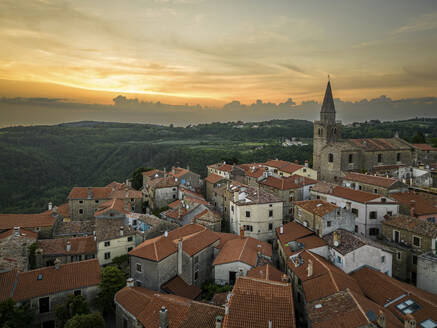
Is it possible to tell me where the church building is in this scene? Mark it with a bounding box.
[313,81,416,182]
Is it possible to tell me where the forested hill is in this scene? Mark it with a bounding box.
[1,118,436,213]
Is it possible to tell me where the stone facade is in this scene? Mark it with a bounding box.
[417,252,437,295]
[0,229,36,271]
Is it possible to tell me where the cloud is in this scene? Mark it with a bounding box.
[393,12,437,35]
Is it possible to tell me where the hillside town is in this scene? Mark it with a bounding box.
[1,82,437,328]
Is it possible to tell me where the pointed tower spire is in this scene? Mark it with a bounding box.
[320,80,336,124]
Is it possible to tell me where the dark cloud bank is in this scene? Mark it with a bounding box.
[0,95,436,127]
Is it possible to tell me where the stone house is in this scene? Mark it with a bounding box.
[294,199,356,238]
[114,283,224,328]
[168,166,202,192]
[412,143,437,165]
[381,214,437,285]
[313,81,416,183]
[143,176,179,210]
[0,211,56,239]
[0,259,101,328]
[311,183,399,239]
[0,227,37,271]
[205,173,227,210]
[35,235,97,268]
[342,171,408,196]
[128,224,220,291]
[207,162,233,179]
[275,222,328,271]
[264,159,318,180]
[390,191,437,223]
[417,251,437,295]
[236,163,266,187]
[229,185,283,243]
[323,229,393,275]
[213,232,272,285]
[105,181,143,212]
[259,175,317,222]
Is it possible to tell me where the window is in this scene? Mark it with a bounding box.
[328,153,334,162]
[246,211,251,218]
[397,153,401,162]
[79,200,83,204]
[318,128,322,137]
[132,219,137,226]
[95,200,99,203]
[412,255,418,265]
[387,211,392,216]
[303,168,307,172]
[374,189,378,194]
[194,271,199,281]
[39,297,50,313]
[127,236,133,242]
[104,241,110,247]
[369,228,379,236]
[327,221,332,227]
[74,290,81,296]
[428,217,436,224]
[397,252,401,260]
[337,256,342,264]
[413,236,421,247]
[421,319,437,328]
[173,194,176,199]
[104,252,111,260]
[79,209,83,214]
[136,264,142,272]
[369,211,377,219]
[377,154,382,163]
[354,225,358,233]
[393,230,400,243]
[172,188,177,191]
[381,256,385,263]
[352,208,359,216]
[395,299,421,315]
[243,225,253,232]
[358,185,362,190]
[268,223,273,231]
[269,210,273,217]
[194,256,199,264]
[231,205,234,213]
[127,247,133,252]
[348,154,353,164]
[135,281,142,287]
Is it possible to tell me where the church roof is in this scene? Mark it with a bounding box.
[321,81,335,113]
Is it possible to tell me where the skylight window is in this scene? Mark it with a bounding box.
[37,274,43,280]
[421,319,437,328]
[396,299,421,314]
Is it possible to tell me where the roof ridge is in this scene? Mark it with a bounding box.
[347,288,370,324]
[154,241,158,261]
[239,276,289,286]
[11,271,19,299]
[238,238,249,261]
[308,251,339,292]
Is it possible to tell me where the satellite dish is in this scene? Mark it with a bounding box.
[333,240,339,247]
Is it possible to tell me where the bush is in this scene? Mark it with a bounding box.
[96,266,125,313]
[64,313,105,328]
[201,281,232,301]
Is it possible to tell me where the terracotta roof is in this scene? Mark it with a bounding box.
[223,276,295,328]
[205,174,226,184]
[295,199,338,217]
[351,267,437,325]
[391,192,437,216]
[213,237,272,267]
[0,269,18,301]
[169,167,192,179]
[111,188,142,199]
[323,230,367,255]
[212,292,228,306]
[264,159,294,169]
[147,176,179,189]
[215,232,240,249]
[260,176,317,190]
[307,289,403,328]
[412,143,437,151]
[115,286,224,328]
[11,259,101,301]
[347,138,412,151]
[161,276,201,300]
[169,199,182,209]
[280,162,305,174]
[142,169,162,177]
[231,186,282,205]
[344,172,398,188]
[287,250,362,303]
[53,219,95,237]
[94,198,129,217]
[208,163,233,172]
[247,264,284,282]
[37,236,96,255]
[68,187,112,200]
[383,214,437,238]
[95,218,135,242]
[0,212,56,230]
[312,183,384,203]
[275,222,314,251]
[0,228,38,240]
[238,163,265,178]
[129,224,217,261]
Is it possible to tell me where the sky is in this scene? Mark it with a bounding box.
[1,0,437,126]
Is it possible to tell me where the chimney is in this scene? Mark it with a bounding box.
[54,258,61,270]
[281,274,290,283]
[187,164,190,171]
[268,320,273,328]
[159,306,169,328]
[48,202,53,211]
[346,201,351,211]
[13,226,20,236]
[377,310,386,328]
[304,160,309,168]
[333,231,341,247]
[280,226,284,234]
[164,230,168,238]
[120,226,124,236]
[126,278,134,288]
[215,315,223,328]
[87,187,92,199]
[409,200,416,217]
[234,191,239,202]
[329,186,334,194]
[404,314,416,328]
[178,238,183,276]
[240,228,245,239]
[146,207,150,215]
[164,167,167,178]
[66,241,71,252]
[307,259,313,277]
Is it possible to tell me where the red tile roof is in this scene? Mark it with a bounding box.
[238,163,266,178]
[208,163,233,172]
[68,187,113,200]
[0,269,18,301]
[412,143,437,151]
[264,159,293,169]
[215,232,240,249]
[276,222,314,255]
[147,176,179,189]
[260,176,317,190]
[205,174,226,184]
[161,276,201,300]
[295,199,338,217]
[0,212,56,230]
[169,167,192,179]
[115,286,224,328]
[344,172,398,188]
[94,198,129,217]
[213,237,272,267]
[383,215,437,238]
[390,192,437,216]
[11,259,101,301]
[0,228,38,240]
[223,277,295,328]
[37,236,97,255]
[247,264,284,282]
[142,169,162,177]
[312,183,384,203]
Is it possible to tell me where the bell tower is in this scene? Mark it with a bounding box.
[313,80,341,173]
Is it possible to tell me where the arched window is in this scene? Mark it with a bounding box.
[329,153,334,162]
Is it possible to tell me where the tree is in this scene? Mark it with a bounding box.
[28,242,37,270]
[131,167,155,190]
[64,313,105,328]
[96,266,125,313]
[411,132,426,143]
[0,298,35,328]
[55,294,90,328]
